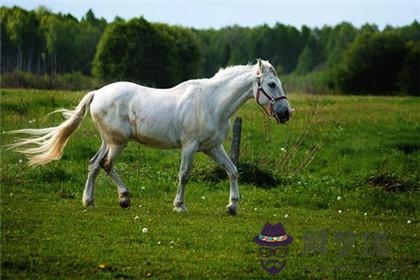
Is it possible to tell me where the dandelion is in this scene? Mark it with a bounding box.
[407,220,412,224]
[134,215,140,220]
[338,209,342,214]
[337,196,342,201]
[142,227,148,233]
[284,213,289,218]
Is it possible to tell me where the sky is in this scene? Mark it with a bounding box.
[3,0,420,29]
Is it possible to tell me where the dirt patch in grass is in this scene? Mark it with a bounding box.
[367,173,417,192]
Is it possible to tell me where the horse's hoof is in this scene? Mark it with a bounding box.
[118,192,131,208]
[226,204,237,216]
[173,206,188,213]
[119,197,131,208]
[83,199,95,208]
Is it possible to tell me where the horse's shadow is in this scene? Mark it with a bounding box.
[194,162,280,189]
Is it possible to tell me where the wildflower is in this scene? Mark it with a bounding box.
[141,186,146,190]
[134,215,140,220]
[364,212,368,216]
[142,227,148,233]
[407,220,412,224]
[170,240,175,245]
[337,196,342,201]
[98,263,107,269]
[284,213,289,218]
[273,214,277,217]
[338,209,342,214]
[157,241,161,245]
[201,196,206,200]
[280,147,286,152]
[254,207,257,211]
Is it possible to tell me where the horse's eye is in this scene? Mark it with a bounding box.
[268,82,276,88]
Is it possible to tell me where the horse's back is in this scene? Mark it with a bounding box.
[88,81,201,148]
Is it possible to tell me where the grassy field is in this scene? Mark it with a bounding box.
[1,88,419,279]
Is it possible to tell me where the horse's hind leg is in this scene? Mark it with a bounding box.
[83,141,108,207]
[101,143,131,208]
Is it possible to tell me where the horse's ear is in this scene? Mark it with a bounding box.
[257,58,263,73]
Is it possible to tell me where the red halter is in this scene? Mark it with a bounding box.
[255,72,288,117]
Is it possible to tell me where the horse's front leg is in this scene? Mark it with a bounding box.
[173,142,197,212]
[204,145,239,215]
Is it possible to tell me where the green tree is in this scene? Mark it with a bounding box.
[337,32,407,94]
[398,41,420,95]
[93,17,177,87]
[154,24,202,82]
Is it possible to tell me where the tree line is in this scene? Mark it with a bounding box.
[1,6,419,95]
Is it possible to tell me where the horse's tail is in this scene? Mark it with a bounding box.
[7,91,96,166]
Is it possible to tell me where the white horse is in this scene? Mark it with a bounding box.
[9,59,292,215]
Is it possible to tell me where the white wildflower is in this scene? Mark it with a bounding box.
[338,209,342,214]
[337,196,342,201]
[142,227,148,233]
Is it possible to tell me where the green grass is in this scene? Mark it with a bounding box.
[1,88,419,279]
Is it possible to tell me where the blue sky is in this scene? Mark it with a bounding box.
[3,0,420,29]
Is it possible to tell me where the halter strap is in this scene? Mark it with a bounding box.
[256,74,287,117]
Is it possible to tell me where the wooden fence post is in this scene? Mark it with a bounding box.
[230,117,242,166]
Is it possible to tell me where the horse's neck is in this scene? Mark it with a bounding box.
[214,70,255,121]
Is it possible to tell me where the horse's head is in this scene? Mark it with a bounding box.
[254,59,293,124]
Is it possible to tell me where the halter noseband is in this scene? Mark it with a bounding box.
[256,71,288,117]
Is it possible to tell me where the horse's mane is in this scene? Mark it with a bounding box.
[213,64,255,80]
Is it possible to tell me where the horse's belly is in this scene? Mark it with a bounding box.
[131,133,180,149]
[130,119,181,149]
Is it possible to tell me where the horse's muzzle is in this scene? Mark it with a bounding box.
[275,109,291,124]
